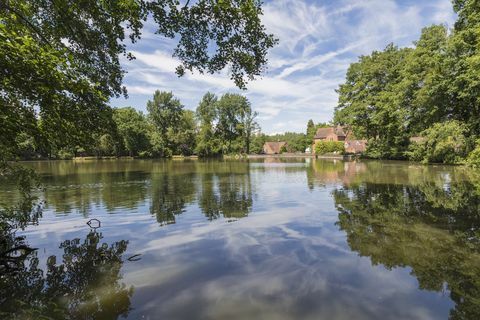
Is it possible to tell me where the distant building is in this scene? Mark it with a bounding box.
[313,126,347,143]
[345,140,367,154]
[312,126,367,154]
[263,141,287,154]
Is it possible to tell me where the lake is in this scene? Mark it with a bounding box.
[1,158,479,319]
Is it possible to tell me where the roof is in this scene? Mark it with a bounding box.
[345,140,367,153]
[263,141,287,154]
[314,126,346,139]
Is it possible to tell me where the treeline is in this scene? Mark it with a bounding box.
[13,91,259,159]
[334,0,480,165]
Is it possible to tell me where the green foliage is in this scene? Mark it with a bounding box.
[314,141,345,155]
[196,93,221,157]
[250,133,267,154]
[57,149,75,160]
[97,134,117,157]
[335,7,480,162]
[0,0,275,160]
[407,121,469,164]
[147,91,184,157]
[215,93,258,155]
[365,138,408,160]
[466,140,480,167]
[335,44,411,158]
[113,107,150,157]
[171,110,197,156]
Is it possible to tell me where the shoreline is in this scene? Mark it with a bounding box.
[247,153,355,160]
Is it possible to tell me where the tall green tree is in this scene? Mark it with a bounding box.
[113,107,149,157]
[216,93,257,154]
[170,110,197,156]
[306,119,316,145]
[147,91,184,157]
[196,93,220,157]
[447,0,480,133]
[397,25,450,134]
[335,44,413,158]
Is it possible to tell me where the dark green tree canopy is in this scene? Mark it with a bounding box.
[0,0,277,157]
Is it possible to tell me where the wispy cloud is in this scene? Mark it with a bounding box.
[113,0,456,134]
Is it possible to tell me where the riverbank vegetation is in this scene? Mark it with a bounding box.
[335,0,480,165]
[11,91,262,159]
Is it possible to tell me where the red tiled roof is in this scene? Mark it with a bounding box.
[314,126,346,139]
[345,140,367,153]
[263,141,287,154]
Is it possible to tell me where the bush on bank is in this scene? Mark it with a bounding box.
[467,141,480,167]
[406,121,470,164]
[315,141,345,155]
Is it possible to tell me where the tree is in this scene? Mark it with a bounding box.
[196,93,220,157]
[407,120,470,164]
[240,108,259,154]
[0,0,276,162]
[216,93,256,154]
[147,91,184,157]
[113,107,149,157]
[250,133,267,154]
[467,140,480,167]
[335,44,411,158]
[97,133,117,157]
[396,25,450,134]
[448,0,480,133]
[306,119,316,146]
[170,110,197,156]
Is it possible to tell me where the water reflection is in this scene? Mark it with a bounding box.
[2,159,480,319]
[18,160,256,225]
[333,178,480,319]
[0,230,132,319]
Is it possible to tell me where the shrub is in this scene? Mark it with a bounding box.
[365,137,408,159]
[315,141,345,154]
[467,141,480,167]
[57,149,74,160]
[406,120,468,164]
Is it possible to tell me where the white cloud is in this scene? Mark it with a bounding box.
[113,0,456,134]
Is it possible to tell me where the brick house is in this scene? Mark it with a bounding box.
[313,126,347,143]
[313,126,367,154]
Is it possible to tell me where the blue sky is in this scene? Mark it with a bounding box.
[112,0,456,134]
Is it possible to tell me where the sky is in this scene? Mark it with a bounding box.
[112,0,457,134]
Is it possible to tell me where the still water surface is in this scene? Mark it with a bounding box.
[1,158,480,319]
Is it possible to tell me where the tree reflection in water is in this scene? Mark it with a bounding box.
[149,160,253,224]
[0,231,133,319]
[333,180,480,319]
